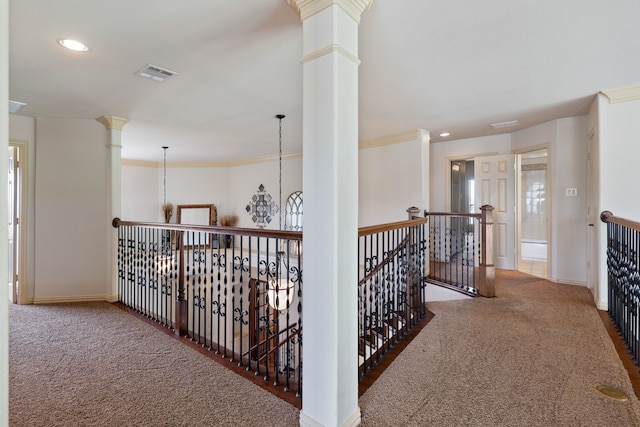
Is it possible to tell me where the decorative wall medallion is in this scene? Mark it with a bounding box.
[246,184,279,229]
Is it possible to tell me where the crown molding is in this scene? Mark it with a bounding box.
[122,159,159,168]
[359,130,422,149]
[122,152,303,169]
[96,115,129,131]
[600,84,640,104]
[288,0,374,24]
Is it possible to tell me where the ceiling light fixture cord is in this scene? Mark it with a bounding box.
[276,114,285,231]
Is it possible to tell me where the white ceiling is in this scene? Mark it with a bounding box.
[9,0,640,163]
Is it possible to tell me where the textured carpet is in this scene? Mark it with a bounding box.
[9,302,299,427]
[9,270,640,426]
[360,270,640,426]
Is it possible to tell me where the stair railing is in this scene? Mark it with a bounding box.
[357,209,428,380]
[600,210,640,365]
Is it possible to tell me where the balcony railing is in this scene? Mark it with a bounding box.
[112,219,302,399]
[424,205,495,297]
[601,210,640,366]
[112,212,431,402]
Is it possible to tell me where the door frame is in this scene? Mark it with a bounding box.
[514,144,551,278]
[9,140,29,304]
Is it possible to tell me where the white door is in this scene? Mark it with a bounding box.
[474,154,515,270]
[8,146,19,302]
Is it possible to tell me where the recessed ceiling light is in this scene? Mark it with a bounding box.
[490,120,519,129]
[57,39,89,52]
[440,132,450,137]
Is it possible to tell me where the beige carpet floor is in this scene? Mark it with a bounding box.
[9,270,640,426]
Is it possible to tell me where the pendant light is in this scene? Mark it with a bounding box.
[268,114,294,311]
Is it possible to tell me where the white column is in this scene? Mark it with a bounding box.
[1,0,9,424]
[96,116,129,301]
[288,1,372,426]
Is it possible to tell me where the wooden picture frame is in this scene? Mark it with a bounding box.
[176,204,217,247]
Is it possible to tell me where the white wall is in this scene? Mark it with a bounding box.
[34,118,110,301]
[358,132,429,226]
[227,157,302,229]
[430,134,511,211]
[511,118,588,285]
[121,164,159,221]
[596,95,640,307]
[125,138,434,231]
[430,118,588,286]
[122,156,303,229]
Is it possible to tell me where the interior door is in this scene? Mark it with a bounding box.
[474,154,515,270]
[8,146,19,302]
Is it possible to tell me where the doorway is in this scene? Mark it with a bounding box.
[516,148,549,279]
[8,143,25,303]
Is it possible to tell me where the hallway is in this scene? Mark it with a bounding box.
[9,271,640,426]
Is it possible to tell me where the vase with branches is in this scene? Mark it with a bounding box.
[162,203,173,223]
[219,215,238,248]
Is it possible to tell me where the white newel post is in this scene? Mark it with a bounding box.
[288,1,373,426]
[96,116,129,301]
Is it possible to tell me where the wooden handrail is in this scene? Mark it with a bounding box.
[600,211,640,233]
[358,218,427,237]
[425,211,481,218]
[112,217,302,240]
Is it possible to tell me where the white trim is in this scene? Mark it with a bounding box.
[9,139,30,304]
[123,152,303,169]
[288,0,373,24]
[549,277,587,287]
[299,409,362,427]
[33,295,111,304]
[301,43,361,66]
[600,84,640,104]
[597,301,608,311]
[359,130,421,149]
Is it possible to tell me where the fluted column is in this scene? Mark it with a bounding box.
[288,1,373,426]
[96,116,129,301]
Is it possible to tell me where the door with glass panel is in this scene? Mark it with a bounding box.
[516,149,549,279]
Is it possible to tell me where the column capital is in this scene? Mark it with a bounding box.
[288,0,373,24]
[96,115,129,131]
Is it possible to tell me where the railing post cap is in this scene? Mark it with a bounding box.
[112,217,121,228]
[600,211,613,223]
[480,205,495,211]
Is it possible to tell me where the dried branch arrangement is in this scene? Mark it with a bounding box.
[220,215,238,227]
[162,203,173,223]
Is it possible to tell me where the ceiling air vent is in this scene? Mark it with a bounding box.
[490,120,519,130]
[135,64,178,82]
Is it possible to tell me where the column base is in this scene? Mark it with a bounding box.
[300,408,361,427]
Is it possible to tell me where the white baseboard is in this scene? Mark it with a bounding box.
[33,294,111,304]
[597,301,608,311]
[300,409,361,427]
[549,277,587,287]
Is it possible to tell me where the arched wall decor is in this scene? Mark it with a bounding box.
[284,191,303,231]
